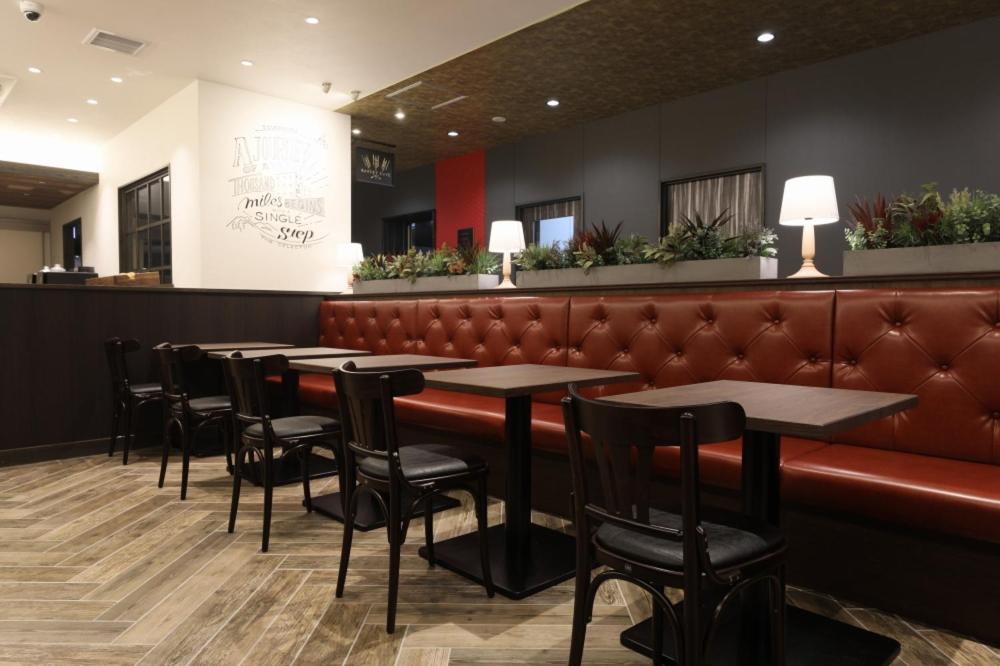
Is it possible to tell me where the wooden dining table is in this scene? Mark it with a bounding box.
[422,364,641,599]
[604,380,918,666]
[204,346,364,360]
[171,341,294,351]
[291,354,480,529]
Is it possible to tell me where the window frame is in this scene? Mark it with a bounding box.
[660,164,765,237]
[118,167,172,284]
[515,195,583,245]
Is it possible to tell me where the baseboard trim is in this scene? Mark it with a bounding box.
[0,438,157,467]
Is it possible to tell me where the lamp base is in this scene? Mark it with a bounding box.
[496,277,517,289]
[787,260,829,279]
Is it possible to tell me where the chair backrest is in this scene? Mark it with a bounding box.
[153,343,203,402]
[332,361,424,478]
[562,384,745,570]
[222,352,288,428]
[104,337,141,394]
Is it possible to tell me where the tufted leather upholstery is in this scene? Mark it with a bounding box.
[318,300,418,354]
[297,289,1000,544]
[566,292,834,398]
[831,289,1000,463]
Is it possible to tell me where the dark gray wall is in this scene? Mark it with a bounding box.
[352,163,435,253]
[353,17,1000,276]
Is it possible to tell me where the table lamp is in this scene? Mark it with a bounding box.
[489,220,525,289]
[779,175,839,278]
[335,242,364,292]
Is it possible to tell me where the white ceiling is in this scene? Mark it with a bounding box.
[0,0,583,151]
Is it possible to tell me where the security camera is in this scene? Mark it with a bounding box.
[20,1,43,22]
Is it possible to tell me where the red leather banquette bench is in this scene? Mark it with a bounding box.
[295,289,1000,641]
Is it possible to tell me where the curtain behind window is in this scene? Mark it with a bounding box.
[667,169,762,236]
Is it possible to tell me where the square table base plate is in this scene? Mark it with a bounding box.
[620,604,900,665]
[307,492,460,531]
[419,524,577,600]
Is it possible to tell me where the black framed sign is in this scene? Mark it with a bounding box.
[355,147,395,187]
[457,227,474,249]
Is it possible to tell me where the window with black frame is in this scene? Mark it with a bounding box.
[662,166,763,236]
[517,197,582,246]
[119,168,172,284]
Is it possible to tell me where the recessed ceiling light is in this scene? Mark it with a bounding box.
[240,59,254,67]
[757,31,775,43]
[351,128,361,135]
[305,16,320,24]
[394,110,405,120]
[110,76,123,83]
[546,99,560,107]
[27,66,42,74]
[86,98,98,105]
[447,130,459,137]
[492,116,507,123]
[67,117,78,123]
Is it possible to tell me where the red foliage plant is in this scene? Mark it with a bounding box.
[848,194,889,232]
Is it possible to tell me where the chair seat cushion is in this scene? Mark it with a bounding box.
[782,444,1000,543]
[129,382,162,396]
[245,415,339,440]
[181,395,231,414]
[595,507,785,571]
[651,437,829,491]
[358,443,485,482]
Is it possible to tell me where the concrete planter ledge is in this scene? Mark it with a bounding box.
[843,242,1000,276]
[515,257,777,288]
[353,274,499,294]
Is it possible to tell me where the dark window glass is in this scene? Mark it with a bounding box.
[119,168,171,283]
[516,197,582,245]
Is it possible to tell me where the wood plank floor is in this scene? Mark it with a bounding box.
[0,451,995,665]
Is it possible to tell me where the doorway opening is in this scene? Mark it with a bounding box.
[62,218,82,269]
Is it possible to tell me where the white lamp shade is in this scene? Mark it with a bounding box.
[778,175,839,227]
[488,220,526,253]
[335,242,364,265]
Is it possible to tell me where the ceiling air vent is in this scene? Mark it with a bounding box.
[83,29,146,56]
[0,75,16,108]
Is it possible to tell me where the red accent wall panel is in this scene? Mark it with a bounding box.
[435,150,486,248]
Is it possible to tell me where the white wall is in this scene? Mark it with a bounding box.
[0,229,45,283]
[89,81,201,285]
[0,205,49,282]
[197,81,351,291]
[49,185,98,270]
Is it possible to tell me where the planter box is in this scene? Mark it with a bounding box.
[515,257,777,288]
[353,274,499,294]
[843,242,1000,276]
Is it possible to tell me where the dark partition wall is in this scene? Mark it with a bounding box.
[0,285,323,460]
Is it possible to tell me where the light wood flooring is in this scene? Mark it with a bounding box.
[0,451,996,665]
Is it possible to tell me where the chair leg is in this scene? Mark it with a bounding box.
[771,568,787,666]
[223,417,234,474]
[300,445,313,513]
[386,489,402,633]
[261,456,274,553]
[179,420,192,501]
[568,516,591,666]
[122,399,135,466]
[158,419,172,489]
[336,486,359,598]
[474,477,494,598]
[108,400,121,457]
[652,600,665,666]
[228,448,245,534]
[423,495,435,566]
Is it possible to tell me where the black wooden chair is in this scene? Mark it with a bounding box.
[105,337,162,465]
[562,385,787,666]
[154,344,232,500]
[333,361,494,633]
[224,353,341,553]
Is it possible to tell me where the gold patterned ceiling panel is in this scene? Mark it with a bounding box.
[339,0,1000,170]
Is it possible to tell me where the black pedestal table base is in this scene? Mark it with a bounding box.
[620,604,900,665]
[418,523,577,599]
[307,491,460,531]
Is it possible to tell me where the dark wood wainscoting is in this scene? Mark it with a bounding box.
[0,285,323,461]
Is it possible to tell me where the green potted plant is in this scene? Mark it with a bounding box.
[352,244,500,294]
[843,184,1000,276]
[515,214,778,288]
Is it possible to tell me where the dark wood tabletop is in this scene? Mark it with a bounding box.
[604,380,917,439]
[288,354,478,374]
[172,342,294,352]
[423,364,641,397]
[205,346,365,360]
